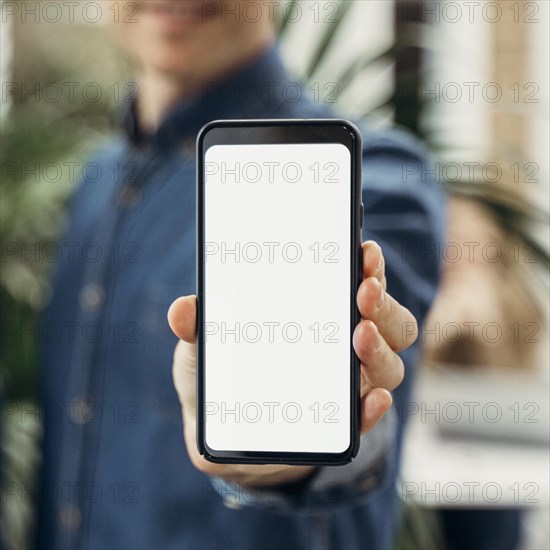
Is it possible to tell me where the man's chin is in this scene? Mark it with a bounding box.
[137,0,221,32]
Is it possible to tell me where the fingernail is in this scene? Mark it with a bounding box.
[373,328,382,350]
[376,281,385,308]
[376,251,384,273]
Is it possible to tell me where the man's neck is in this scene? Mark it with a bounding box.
[136,37,275,134]
[136,73,191,135]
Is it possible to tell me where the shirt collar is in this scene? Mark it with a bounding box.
[122,43,291,150]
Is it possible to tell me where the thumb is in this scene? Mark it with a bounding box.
[168,295,197,343]
[172,339,197,419]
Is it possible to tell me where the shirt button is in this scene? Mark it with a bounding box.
[182,138,195,155]
[79,284,105,312]
[69,396,94,424]
[118,185,142,208]
[223,493,243,510]
[59,504,81,531]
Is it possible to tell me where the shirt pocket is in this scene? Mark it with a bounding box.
[139,282,195,421]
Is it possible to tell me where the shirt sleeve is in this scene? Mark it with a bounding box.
[208,409,398,514]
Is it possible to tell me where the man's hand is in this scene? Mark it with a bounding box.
[167,241,418,486]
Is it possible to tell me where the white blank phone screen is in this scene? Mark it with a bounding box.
[203,143,351,453]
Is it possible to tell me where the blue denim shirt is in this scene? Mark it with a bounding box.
[38,44,444,550]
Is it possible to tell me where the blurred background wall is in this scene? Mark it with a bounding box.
[1,1,549,548]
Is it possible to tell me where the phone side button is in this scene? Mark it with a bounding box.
[360,203,364,228]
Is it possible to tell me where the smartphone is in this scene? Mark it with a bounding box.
[196,119,363,465]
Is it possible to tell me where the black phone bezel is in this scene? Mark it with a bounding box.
[196,119,363,465]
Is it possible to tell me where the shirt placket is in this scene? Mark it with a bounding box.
[56,146,159,549]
